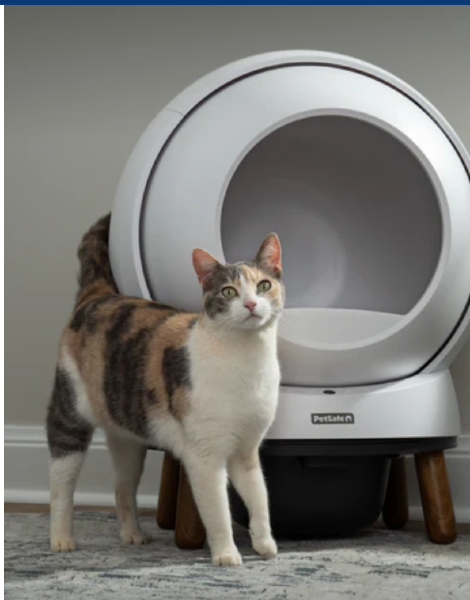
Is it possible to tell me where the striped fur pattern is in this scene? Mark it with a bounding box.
[46,214,284,565]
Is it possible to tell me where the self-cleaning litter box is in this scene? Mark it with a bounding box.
[109,51,470,538]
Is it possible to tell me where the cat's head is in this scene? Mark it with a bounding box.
[192,234,284,331]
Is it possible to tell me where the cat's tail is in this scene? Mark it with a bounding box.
[75,213,118,307]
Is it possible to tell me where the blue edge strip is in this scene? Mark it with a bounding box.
[6,2,466,6]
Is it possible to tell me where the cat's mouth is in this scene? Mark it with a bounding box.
[245,313,262,321]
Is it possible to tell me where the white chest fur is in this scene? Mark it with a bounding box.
[187,322,280,456]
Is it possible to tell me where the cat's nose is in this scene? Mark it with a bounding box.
[244,300,257,313]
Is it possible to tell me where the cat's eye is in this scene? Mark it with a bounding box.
[257,280,272,293]
[221,286,238,299]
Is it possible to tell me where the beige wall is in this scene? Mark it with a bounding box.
[5,5,470,430]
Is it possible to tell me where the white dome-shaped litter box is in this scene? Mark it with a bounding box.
[110,51,470,537]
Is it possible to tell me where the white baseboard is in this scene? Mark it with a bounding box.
[4,426,162,508]
[4,426,470,523]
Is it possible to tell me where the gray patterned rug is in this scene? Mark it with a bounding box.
[4,512,470,600]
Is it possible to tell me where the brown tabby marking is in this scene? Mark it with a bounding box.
[47,216,197,456]
[75,214,117,306]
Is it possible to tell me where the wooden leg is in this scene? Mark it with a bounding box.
[414,450,457,544]
[175,465,206,550]
[382,457,409,529]
[156,452,180,530]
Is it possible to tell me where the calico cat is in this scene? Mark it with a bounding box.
[47,213,284,566]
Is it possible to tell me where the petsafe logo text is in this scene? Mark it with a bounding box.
[311,413,355,425]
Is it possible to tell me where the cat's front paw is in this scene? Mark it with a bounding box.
[120,529,148,545]
[51,536,77,552]
[252,535,278,559]
[211,547,243,567]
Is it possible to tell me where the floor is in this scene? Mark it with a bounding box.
[4,503,155,515]
[4,505,470,600]
[5,503,470,534]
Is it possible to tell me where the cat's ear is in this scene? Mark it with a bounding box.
[256,233,282,277]
[192,248,221,287]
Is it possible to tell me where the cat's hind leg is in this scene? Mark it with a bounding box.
[47,366,94,552]
[106,431,148,545]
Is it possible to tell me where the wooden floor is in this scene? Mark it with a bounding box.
[5,503,470,534]
[4,503,155,516]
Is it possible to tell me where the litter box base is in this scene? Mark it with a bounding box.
[229,437,457,539]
